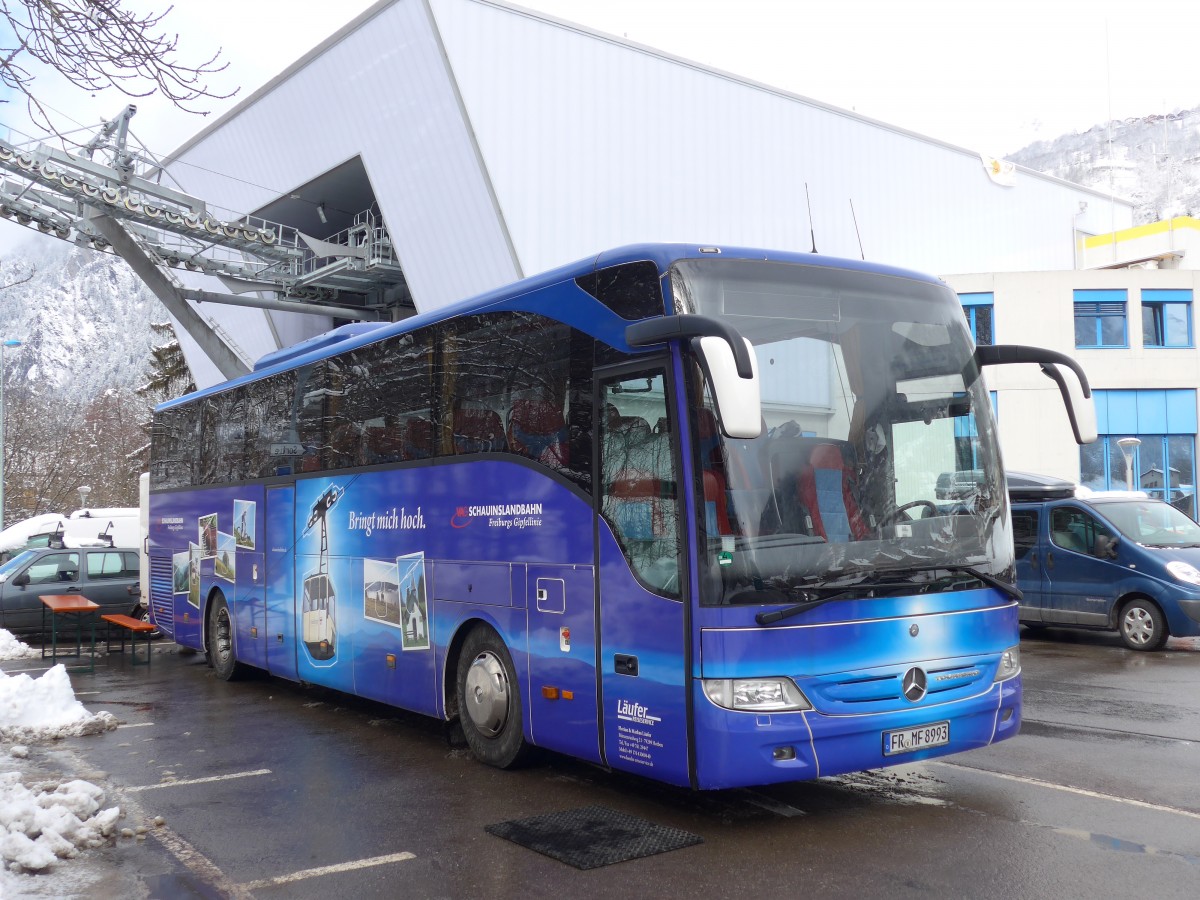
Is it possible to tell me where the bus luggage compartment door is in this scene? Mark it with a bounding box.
[526,565,600,763]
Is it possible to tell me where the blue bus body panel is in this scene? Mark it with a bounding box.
[693,592,1020,789]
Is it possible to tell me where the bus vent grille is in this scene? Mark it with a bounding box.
[149,556,175,630]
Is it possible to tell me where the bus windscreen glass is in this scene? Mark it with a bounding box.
[671,258,1011,605]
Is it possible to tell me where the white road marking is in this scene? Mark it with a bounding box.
[931,762,1200,821]
[238,852,417,890]
[117,722,154,729]
[153,825,253,900]
[125,768,273,792]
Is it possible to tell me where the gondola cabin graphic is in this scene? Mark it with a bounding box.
[302,484,343,661]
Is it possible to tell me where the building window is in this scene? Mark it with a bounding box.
[1074,290,1127,348]
[1080,388,1197,517]
[1142,289,1192,348]
[959,292,993,346]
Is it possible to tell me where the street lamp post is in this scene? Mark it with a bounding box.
[0,338,23,532]
[1116,436,1142,492]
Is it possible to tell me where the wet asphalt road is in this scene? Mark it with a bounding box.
[5,626,1200,899]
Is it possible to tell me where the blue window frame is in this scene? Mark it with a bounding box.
[1080,388,1197,517]
[959,292,993,346]
[1074,290,1128,348]
[1142,289,1193,348]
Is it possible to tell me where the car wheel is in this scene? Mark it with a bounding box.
[1118,598,1168,651]
[207,592,247,680]
[456,625,529,768]
[135,605,161,639]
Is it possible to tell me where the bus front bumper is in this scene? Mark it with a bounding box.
[691,675,1021,790]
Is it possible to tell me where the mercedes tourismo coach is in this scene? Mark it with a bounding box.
[147,244,1096,789]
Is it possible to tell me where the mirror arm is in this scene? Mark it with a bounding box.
[626,315,754,378]
[1038,363,1090,445]
[975,344,1092,397]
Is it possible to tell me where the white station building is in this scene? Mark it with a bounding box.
[20,0,1188,504]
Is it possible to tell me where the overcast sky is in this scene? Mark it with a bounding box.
[2,0,1197,249]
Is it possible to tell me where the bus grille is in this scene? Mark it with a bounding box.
[803,660,993,714]
[149,556,175,632]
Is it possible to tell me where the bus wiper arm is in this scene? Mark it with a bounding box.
[872,563,1023,603]
[754,586,863,625]
[755,565,1023,626]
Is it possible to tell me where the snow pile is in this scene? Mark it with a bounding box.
[0,773,120,871]
[0,631,38,661]
[0,666,117,742]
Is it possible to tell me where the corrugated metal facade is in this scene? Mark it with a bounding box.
[167,0,1132,386]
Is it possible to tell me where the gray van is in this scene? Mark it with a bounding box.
[0,546,142,635]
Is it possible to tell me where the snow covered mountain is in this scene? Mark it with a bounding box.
[0,239,157,397]
[1010,104,1200,225]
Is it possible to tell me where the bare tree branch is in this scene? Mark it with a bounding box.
[0,0,237,136]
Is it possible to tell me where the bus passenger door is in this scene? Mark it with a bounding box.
[265,485,298,680]
[594,367,691,788]
[526,565,600,764]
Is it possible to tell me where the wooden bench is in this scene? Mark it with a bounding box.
[101,613,156,666]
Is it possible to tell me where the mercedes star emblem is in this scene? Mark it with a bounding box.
[902,667,928,702]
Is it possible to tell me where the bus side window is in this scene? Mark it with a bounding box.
[599,370,681,598]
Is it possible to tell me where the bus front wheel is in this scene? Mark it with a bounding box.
[456,626,528,768]
[207,593,247,681]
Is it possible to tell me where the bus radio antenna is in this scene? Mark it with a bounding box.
[805,183,818,254]
[850,198,865,260]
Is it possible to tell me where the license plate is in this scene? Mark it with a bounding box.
[882,721,950,756]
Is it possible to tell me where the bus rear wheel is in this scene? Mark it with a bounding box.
[207,593,247,681]
[1119,597,1168,651]
[456,625,528,768]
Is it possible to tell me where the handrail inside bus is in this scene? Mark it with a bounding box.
[625,315,754,378]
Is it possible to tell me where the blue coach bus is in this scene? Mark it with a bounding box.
[147,244,1095,790]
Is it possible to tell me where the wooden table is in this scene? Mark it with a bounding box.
[40,594,100,673]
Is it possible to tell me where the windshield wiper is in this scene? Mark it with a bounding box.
[754,584,865,625]
[754,564,1021,626]
[870,562,1023,603]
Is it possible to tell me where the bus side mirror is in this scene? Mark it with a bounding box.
[625,315,762,439]
[975,344,1097,445]
[694,335,762,439]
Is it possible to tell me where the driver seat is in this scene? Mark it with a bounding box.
[797,443,868,542]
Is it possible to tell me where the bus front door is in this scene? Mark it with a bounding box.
[595,367,691,788]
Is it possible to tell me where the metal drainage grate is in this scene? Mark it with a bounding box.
[485,805,703,869]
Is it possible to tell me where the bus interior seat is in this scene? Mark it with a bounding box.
[508,398,567,464]
[401,417,433,459]
[454,407,507,454]
[366,422,405,463]
[797,441,869,542]
[697,409,732,535]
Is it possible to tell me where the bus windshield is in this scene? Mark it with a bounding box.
[672,258,1010,605]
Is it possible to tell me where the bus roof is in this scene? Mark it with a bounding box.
[159,242,946,411]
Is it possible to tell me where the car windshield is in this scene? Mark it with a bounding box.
[1098,499,1200,547]
[0,550,37,579]
[672,258,1011,606]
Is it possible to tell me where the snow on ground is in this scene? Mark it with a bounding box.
[0,632,38,662]
[0,631,122,884]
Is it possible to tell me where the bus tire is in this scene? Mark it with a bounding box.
[1118,597,1168,651]
[207,592,247,680]
[456,625,528,769]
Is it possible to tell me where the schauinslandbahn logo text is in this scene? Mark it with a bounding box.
[451,502,544,529]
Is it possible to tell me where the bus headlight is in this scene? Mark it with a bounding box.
[1166,560,1200,586]
[994,645,1021,682]
[702,677,812,711]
